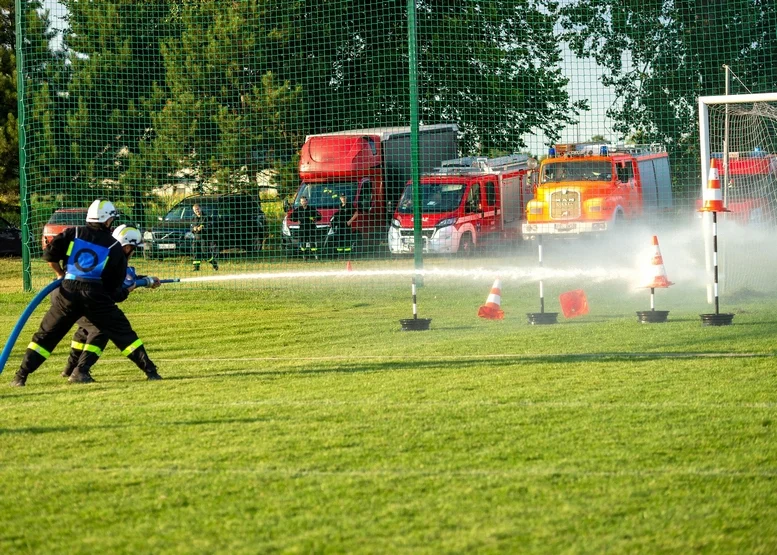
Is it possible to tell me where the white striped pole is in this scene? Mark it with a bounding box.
[538,234,545,313]
[713,212,720,314]
[411,277,418,320]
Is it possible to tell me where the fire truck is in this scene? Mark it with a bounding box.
[522,143,673,236]
[712,151,777,225]
[388,154,535,255]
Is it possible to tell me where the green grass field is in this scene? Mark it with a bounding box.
[1,255,776,553]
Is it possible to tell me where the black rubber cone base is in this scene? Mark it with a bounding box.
[400,318,431,331]
[700,313,734,326]
[636,310,669,323]
[526,312,558,325]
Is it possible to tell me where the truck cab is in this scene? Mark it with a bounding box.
[282,134,382,253]
[388,155,533,255]
[523,143,672,236]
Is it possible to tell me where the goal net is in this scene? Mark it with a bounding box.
[700,93,777,295]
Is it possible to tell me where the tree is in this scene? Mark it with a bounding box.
[558,0,777,188]
[61,1,173,206]
[152,0,303,195]
[0,0,20,197]
[273,0,586,154]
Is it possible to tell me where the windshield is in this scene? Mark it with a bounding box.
[397,183,466,214]
[164,201,217,221]
[542,161,612,183]
[296,182,359,209]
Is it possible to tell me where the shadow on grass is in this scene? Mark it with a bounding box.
[0,416,270,435]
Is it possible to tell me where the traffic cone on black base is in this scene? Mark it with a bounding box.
[637,235,672,323]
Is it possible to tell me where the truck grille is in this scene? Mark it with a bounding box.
[550,190,581,219]
[151,230,185,241]
[399,229,435,239]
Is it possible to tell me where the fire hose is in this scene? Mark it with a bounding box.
[0,277,179,376]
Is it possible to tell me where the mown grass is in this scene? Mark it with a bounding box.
[1,255,776,553]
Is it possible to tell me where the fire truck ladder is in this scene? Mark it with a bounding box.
[435,154,530,175]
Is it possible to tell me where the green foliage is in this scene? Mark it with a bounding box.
[21,0,585,205]
[559,0,777,190]
[0,0,18,197]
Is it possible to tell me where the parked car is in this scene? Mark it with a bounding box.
[143,193,267,259]
[42,208,139,250]
[0,216,22,257]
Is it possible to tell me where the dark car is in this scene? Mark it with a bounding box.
[0,216,22,257]
[42,208,140,250]
[143,193,267,259]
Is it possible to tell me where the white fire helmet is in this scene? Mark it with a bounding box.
[86,199,119,223]
[112,224,144,248]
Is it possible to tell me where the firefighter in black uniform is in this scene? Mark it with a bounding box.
[10,200,162,386]
[60,225,161,383]
[289,195,321,259]
[329,193,360,254]
[191,203,218,271]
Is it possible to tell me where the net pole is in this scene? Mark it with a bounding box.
[15,0,31,292]
[538,234,545,313]
[722,65,730,205]
[407,0,423,283]
[713,211,720,314]
[699,99,714,303]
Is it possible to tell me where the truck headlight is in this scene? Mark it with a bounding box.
[527,201,544,215]
[143,231,153,241]
[281,216,290,236]
[184,231,194,240]
[391,219,401,228]
[436,217,456,228]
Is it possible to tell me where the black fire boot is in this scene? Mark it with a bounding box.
[68,369,96,384]
[129,346,163,381]
[61,349,81,378]
[10,371,27,387]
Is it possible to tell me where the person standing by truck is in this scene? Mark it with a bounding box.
[289,196,321,260]
[191,203,218,271]
[328,194,360,254]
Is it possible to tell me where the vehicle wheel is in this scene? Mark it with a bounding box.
[457,233,475,257]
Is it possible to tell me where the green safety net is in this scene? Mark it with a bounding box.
[14,0,777,292]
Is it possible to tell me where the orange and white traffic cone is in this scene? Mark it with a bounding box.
[643,235,674,289]
[559,289,589,319]
[478,279,504,320]
[346,261,353,272]
[699,160,729,212]
[637,235,674,323]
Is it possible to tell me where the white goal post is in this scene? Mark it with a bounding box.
[698,92,777,193]
[698,92,777,299]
